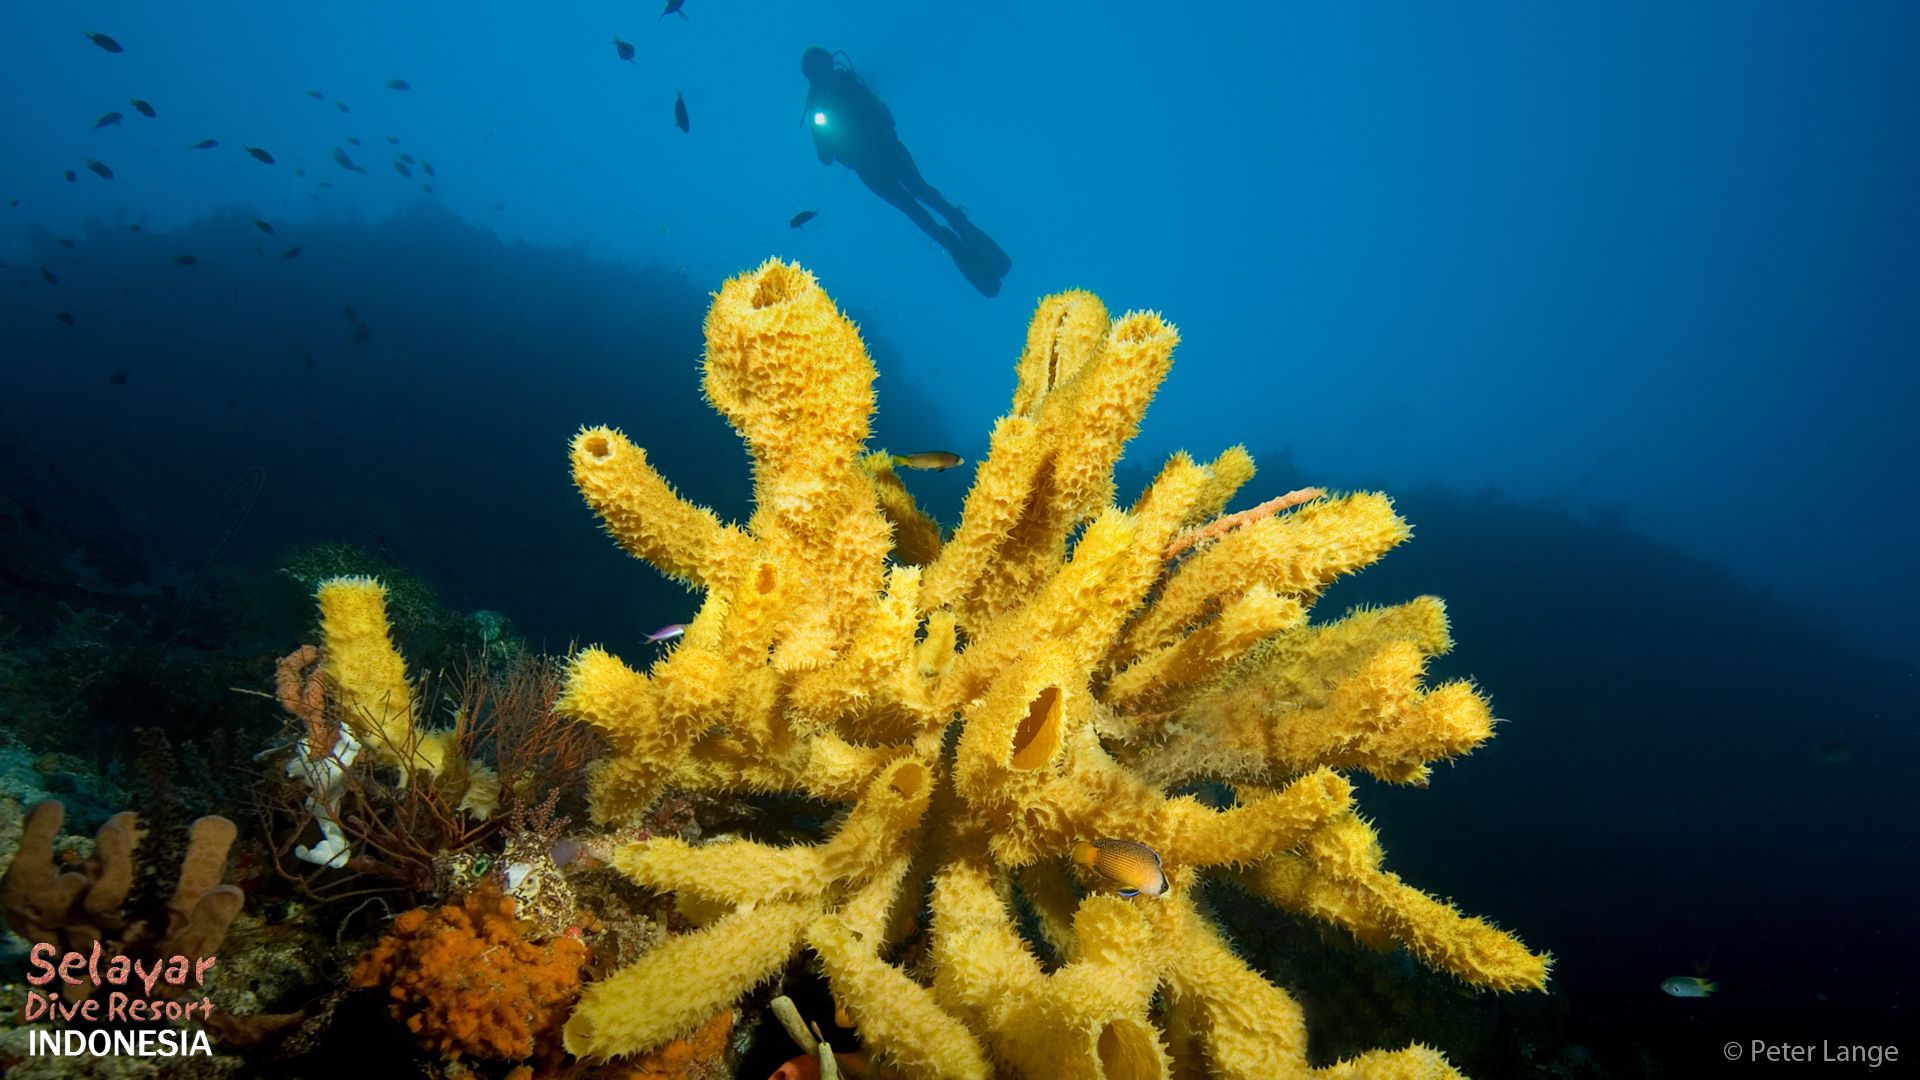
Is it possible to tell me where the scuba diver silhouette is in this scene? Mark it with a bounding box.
[801,46,1011,297]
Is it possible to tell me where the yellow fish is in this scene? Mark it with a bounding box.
[1071,838,1167,897]
[891,450,963,472]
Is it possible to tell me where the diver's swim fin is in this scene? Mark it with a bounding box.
[949,218,1010,297]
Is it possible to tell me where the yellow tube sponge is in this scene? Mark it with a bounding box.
[315,576,416,765]
[559,259,1543,1073]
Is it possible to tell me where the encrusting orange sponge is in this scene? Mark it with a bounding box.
[560,259,1547,1078]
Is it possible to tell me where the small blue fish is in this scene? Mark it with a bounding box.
[645,623,686,645]
[1661,976,1717,998]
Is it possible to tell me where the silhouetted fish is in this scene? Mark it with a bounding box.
[130,98,155,118]
[343,305,356,321]
[64,170,77,183]
[173,254,198,265]
[55,311,75,326]
[243,146,274,164]
[421,184,433,194]
[396,151,414,164]
[337,101,350,113]
[84,159,113,179]
[306,90,325,99]
[332,147,366,173]
[94,112,122,129]
[421,160,435,177]
[674,91,689,133]
[128,224,142,232]
[282,246,303,259]
[42,269,57,284]
[254,220,274,233]
[58,239,75,249]
[384,135,399,145]
[789,210,817,229]
[255,243,264,256]
[659,0,687,20]
[387,78,410,91]
[318,180,333,188]
[109,371,129,385]
[346,136,361,146]
[84,32,123,53]
[393,159,411,178]
[190,138,218,149]
[350,322,371,346]
[615,37,635,61]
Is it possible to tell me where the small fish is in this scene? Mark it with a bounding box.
[891,450,964,472]
[351,322,372,346]
[387,78,410,91]
[190,138,218,149]
[130,98,155,118]
[108,370,129,385]
[659,0,687,20]
[41,268,57,284]
[253,220,275,233]
[294,167,306,178]
[1071,838,1168,898]
[397,152,414,164]
[64,170,76,183]
[127,224,142,232]
[673,91,689,133]
[1661,976,1717,998]
[94,111,122,129]
[243,145,274,164]
[173,254,198,265]
[282,246,303,259]
[55,311,75,326]
[393,159,412,178]
[84,32,124,53]
[58,239,75,249]
[333,147,366,173]
[306,90,325,99]
[789,210,817,229]
[421,160,435,177]
[615,37,635,62]
[644,623,687,645]
[385,135,399,145]
[347,136,361,146]
[337,101,351,113]
[255,243,264,256]
[85,159,113,179]
[343,305,357,322]
[318,180,333,188]
[421,184,433,194]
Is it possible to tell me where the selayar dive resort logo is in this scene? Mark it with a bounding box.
[4,803,236,1059]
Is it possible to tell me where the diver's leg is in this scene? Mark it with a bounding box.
[891,147,964,224]
[859,170,959,250]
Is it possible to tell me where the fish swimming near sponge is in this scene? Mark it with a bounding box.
[1071,838,1168,898]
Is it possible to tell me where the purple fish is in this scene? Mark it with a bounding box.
[644,623,686,645]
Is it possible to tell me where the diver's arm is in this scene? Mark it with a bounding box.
[804,86,834,164]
